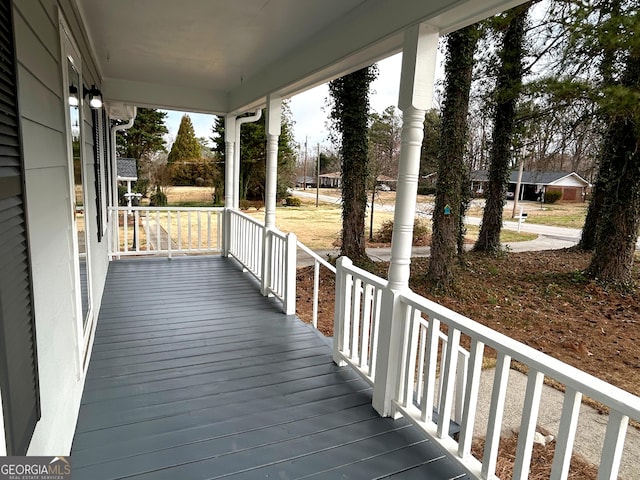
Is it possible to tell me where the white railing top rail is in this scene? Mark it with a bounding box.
[228,208,266,228]
[337,256,387,290]
[109,206,224,212]
[296,241,336,274]
[399,289,640,420]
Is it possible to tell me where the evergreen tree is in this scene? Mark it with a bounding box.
[168,114,201,164]
[428,24,480,288]
[115,107,168,196]
[116,107,168,172]
[474,3,531,254]
[420,109,441,179]
[328,66,378,264]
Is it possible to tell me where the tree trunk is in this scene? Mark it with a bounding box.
[579,0,621,251]
[579,139,611,250]
[329,67,377,264]
[474,4,530,254]
[428,25,479,287]
[588,48,640,286]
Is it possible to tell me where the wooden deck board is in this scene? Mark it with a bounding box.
[71,256,469,480]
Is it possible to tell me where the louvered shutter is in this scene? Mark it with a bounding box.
[92,109,103,241]
[0,0,40,455]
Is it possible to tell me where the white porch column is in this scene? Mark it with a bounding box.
[372,23,439,417]
[265,94,282,229]
[224,114,237,209]
[388,23,439,290]
[223,115,236,257]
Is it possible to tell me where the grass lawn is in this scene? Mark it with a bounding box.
[160,187,540,249]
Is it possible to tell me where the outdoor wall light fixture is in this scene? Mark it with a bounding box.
[68,84,103,109]
[68,85,79,107]
[83,84,103,109]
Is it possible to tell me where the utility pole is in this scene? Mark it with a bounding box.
[316,143,320,207]
[369,186,375,241]
[512,149,524,218]
[303,136,308,190]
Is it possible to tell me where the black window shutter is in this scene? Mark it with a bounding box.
[102,109,110,215]
[0,0,41,455]
[92,109,103,241]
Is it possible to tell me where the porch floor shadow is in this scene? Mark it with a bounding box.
[71,256,468,480]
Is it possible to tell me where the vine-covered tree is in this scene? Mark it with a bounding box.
[428,24,481,287]
[328,66,378,263]
[578,1,640,286]
[474,2,531,254]
[168,114,201,164]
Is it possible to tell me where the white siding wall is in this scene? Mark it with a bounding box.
[550,175,588,188]
[9,0,109,455]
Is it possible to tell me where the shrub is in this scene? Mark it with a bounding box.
[374,218,430,245]
[544,191,562,204]
[149,186,167,206]
[133,178,149,198]
[284,196,302,207]
[117,185,128,206]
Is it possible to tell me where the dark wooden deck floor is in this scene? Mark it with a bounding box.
[72,256,468,479]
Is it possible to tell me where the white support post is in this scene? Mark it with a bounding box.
[283,232,297,315]
[333,256,351,366]
[223,115,236,256]
[265,95,282,229]
[387,23,438,290]
[372,22,439,418]
[224,114,236,211]
[372,287,403,418]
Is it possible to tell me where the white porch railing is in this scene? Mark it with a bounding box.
[296,241,336,330]
[226,209,296,315]
[333,257,640,480]
[109,206,223,258]
[332,257,386,386]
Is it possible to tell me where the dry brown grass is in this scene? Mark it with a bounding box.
[245,197,395,249]
[471,431,598,479]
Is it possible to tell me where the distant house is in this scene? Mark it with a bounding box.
[471,170,591,202]
[316,173,397,190]
[319,172,342,188]
[295,175,317,188]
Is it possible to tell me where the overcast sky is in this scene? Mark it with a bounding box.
[161,50,443,154]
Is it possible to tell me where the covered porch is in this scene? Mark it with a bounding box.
[5,0,638,477]
[71,256,466,479]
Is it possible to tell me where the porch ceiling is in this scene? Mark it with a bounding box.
[77,0,525,115]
